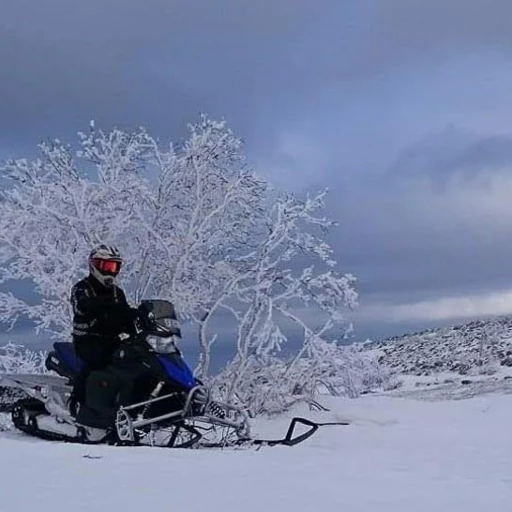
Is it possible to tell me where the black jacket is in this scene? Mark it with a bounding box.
[70,275,135,370]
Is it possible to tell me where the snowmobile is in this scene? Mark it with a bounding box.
[0,299,343,448]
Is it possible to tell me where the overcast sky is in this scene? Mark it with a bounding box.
[3,0,512,341]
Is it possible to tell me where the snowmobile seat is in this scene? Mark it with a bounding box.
[46,342,84,380]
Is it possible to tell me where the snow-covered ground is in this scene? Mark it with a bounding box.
[361,315,512,377]
[1,391,511,512]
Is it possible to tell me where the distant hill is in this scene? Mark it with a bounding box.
[361,316,512,377]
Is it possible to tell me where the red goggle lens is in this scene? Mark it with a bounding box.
[92,259,121,274]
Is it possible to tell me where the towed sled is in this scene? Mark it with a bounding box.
[0,299,346,449]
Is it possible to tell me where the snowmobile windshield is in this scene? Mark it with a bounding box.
[140,299,181,338]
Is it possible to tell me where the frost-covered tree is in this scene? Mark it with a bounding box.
[196,190,364,413]
[0,116,265,342]
[0,115,364,414]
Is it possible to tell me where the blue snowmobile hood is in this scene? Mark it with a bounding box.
[157,353,196,390]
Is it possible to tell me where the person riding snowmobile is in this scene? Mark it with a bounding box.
[69,244,137,426]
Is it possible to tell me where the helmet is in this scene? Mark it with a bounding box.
[88,244,123,287]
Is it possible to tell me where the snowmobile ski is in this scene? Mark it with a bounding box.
[249,417,350,447]
[200,416,350,448]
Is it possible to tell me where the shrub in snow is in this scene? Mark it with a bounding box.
[0,413,12,432]
[213,341,392,417]
[0,343,48,412]
[0,343,48,375]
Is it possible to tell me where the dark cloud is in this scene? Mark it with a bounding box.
[389,127,512,183]
[330,126,512,321]
[3,0,510,148]
[4,0,512,340]
[0,0,330,147]
[347,0,512,78]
